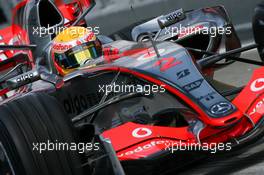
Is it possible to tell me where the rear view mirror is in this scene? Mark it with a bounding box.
[253,1,264,61]
[157,9,186,29]
[38,0,64,30]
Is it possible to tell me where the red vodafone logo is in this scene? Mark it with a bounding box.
[251,78,264,92]
[132,128,152,138]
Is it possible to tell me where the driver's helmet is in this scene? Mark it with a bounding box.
[51,26,102,76]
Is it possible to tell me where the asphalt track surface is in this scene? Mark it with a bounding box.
[215,48,260,87]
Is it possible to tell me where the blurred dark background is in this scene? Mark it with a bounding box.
[0,0,263,44]
[86,0,263,44]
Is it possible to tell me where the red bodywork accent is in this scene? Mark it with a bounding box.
[0,0,33,64]
[102,118,253,161]
[0,88,9,96]
[80,66,264,161]
[153,57,183,72]
[233,67,264,124]
[55,0,92,26]
[0,0,33,96]
[103,122,195,160]
[0,26,16,60]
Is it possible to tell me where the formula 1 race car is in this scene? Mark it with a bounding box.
[1,0,264,175]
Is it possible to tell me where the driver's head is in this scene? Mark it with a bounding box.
[51,26,102,76]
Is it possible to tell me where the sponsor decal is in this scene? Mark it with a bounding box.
[249,97,264,116]
[176,69,190,80]
[116,140,232,158]
[166,10,184,22]
[132,128,152,138]
[197,92,216,101]
[63,93,100,115]
[16,73,34,82]
[250,78,264,92]
[117,140,176,158]
[53,43,73,52]
[183,79,203,92]
[158,9,185,29]
[154,57,182,72]
[210,102,233,115]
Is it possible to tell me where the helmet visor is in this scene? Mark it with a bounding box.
[54,41,102,69]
